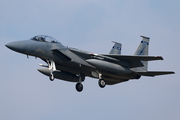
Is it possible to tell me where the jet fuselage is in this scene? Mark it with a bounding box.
[6,35,174,92]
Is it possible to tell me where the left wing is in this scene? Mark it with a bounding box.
[52,48,95,68]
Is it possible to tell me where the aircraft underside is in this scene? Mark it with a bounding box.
[37,59,141,92]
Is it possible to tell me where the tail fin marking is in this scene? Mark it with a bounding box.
[109,41,122,54]
[132,36,150,72]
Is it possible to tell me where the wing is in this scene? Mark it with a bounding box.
[136,71,175,77]
[52,48,95,68]
[101,54,163,61]
[101,54,163,68]
[69,48,163,68]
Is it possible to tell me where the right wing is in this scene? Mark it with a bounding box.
[94,54,163,68]
[101,54,163,61]
[136,71,175,77]
[69,48,163,68]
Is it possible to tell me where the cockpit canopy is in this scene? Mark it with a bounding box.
[31,35,60,43]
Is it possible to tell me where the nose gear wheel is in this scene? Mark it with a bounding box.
[49,73,54,81]
[47,60,56,81]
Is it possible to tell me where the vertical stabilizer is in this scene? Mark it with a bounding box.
[132,36,150,72]
[109,41,122,54]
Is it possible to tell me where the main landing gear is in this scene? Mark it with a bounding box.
[45,61,106,92]
[75,74,85,92]
[98,79,106,88]
[75,73,106,92]
[98,73,106,88]
[76,83,83,92]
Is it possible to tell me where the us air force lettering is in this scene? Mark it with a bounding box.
[6,35,175,92]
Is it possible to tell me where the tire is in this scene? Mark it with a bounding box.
[49,74,54,81]
[98,79,106,88]
[76,83,83,92]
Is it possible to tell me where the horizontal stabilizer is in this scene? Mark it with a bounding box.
[137,71,175,77]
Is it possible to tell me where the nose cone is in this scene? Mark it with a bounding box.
[5,41,26,54]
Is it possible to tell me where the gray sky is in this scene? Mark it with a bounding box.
[0,0,179,120]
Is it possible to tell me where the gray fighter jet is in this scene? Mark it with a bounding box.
[5,35,174,92]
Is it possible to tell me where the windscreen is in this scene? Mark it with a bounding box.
[31,35,60,43]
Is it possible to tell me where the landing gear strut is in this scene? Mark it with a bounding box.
[98,72,106,88]
[75,74,85,92]
[47,60,56,81]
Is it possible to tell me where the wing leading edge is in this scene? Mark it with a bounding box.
[136,71,175,77]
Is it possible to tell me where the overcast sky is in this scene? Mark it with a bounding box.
[0,0,179,120]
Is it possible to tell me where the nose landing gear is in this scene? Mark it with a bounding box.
[49,73,54,81]
[47,60,56,81]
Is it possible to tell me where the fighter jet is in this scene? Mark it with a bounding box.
[5,35,174,92]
